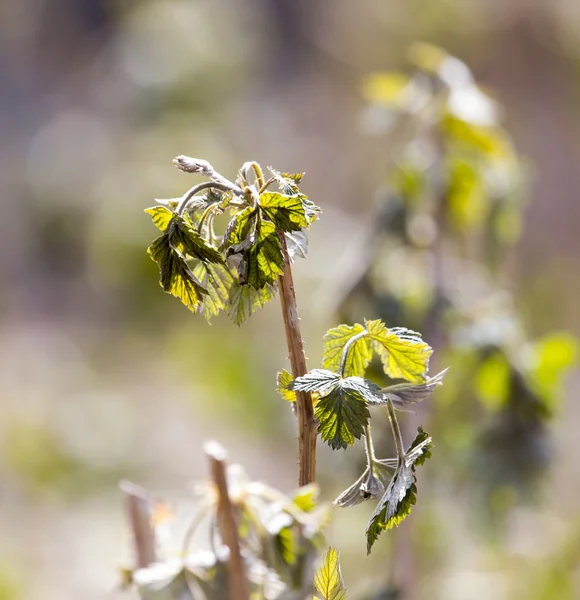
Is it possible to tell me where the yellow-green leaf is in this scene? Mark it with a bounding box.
[145,206,174,232]
[366,319,432,383]
[277,369,296,402]
[322,324,372,378]
[314,547,347,600]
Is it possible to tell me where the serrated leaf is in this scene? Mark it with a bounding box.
[277,369,296,402]
[322,324,372,378]
[268,167,304,195]
[148,234,206,312]
[379,369,448,410]
[366,319,432,383]
[366,428,432,553]
[259,192,309,232]
[289,369,340,396]
[245,217,284,289]
[314,547,347,600]
[145,206,174,232]
[192,261,235,322]
[314,377,372,450]
[227,282,277,325]
[224,206,257,248]
[285,229,309,262]
[169,217,224,264]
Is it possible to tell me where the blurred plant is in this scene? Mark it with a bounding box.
[123,156,448,598]
[341,43,578,516]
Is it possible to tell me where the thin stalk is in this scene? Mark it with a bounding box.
[277,232,317,487]
[386,399,405,462]
[363,423,376,464]
[177,181,242,216]
[259,176,276,193]
[119,480,157,570]
[205,442,249,600]
[338,330,369,377]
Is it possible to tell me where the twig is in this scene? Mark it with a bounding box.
[120,480,157,570]
[205,441,250,600]
[277,232,317,487]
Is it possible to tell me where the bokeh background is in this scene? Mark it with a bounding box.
[1,1,580,599]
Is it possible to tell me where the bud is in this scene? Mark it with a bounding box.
[173,155,214,176]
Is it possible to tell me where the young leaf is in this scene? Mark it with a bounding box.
[227,282,277,326]
[268,167,304,195]
[379,368,448,410]
[169,217,224,264]
[145,206,174,232]
[285,229,309,262]
[365,319,432,383]
[289,369,340,396]
[224,206,257,248]
[259,192,310,232]
[322,324,372,378]
[277,369,296,402]
[313,378,373,450]
[314,547,347,600]
[245,218,284,289]
[192,261,235,322]
[148,234,206,312]
[366,428,433,553]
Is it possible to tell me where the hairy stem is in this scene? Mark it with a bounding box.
[205,442,249,600]
[363,423,377,464]
[177,181,243,216]
[277,232,317,486]
[386,399,405,462]
[338,330,369,378]
[120,480,157,570]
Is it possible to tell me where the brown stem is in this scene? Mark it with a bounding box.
[205,441,249,600]
[277,232,317,487]
[119,480,157,569]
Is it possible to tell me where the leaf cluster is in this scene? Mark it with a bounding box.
[146,163,320,324]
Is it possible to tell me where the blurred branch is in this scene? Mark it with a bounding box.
[120,480,157,570]
[205,441,250,600]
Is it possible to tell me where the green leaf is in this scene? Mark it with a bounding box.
[476,353,510,412]
[322,324,372,378]
[227,282,277,325]
[148,234,206,312]
[365,319,432,383]
[145,206,174,232]
[366,428,432,553]
[314,547,347,600]
[224,206,257,248]
[259,192,309,232]
[192,261,235,322]
[245,217,284,289]
[277,369,296,402]
[313,377,373,450]
[168,217,224,264]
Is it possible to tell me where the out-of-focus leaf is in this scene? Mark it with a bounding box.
[259,192,309,232]
[277,369,296,402]
[408,42,449,75]
[446,157,487,233]
[134,563,195,600]
[476,353,510,412]
[322,324,372,378]
[366,319,432,383]
[531,333,578,409]
[314,547,347,600]
[362,72,410,108]
[227,282,277,325]
[292,484,319,513]
[366,429,432,553]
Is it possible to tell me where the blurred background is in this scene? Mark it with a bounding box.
[1,0,580,598]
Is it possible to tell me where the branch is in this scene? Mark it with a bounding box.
[119,480,157,570]
[277,232,317,487]
[205,441,250,600]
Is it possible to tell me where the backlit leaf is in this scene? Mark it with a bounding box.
[245,218,284,289]
[366,428,432,553]
[322,324,372,378]
[192,261,235,322]
[276,369,296,402]
[366,319,432,383]
[314,547,347,600]
[259,192,309,232]
[227,282,277,326]
[145,206,174,232]
[285,229,309,262]
[268,167,304,195]
[169,217,223,264]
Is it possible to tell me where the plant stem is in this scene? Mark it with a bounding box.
[205,441,249,600]
[177,181,243,215]
[386,399,405,462]
[277,232,317,487]
[363,423,376,464]
[119,480,157,570]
